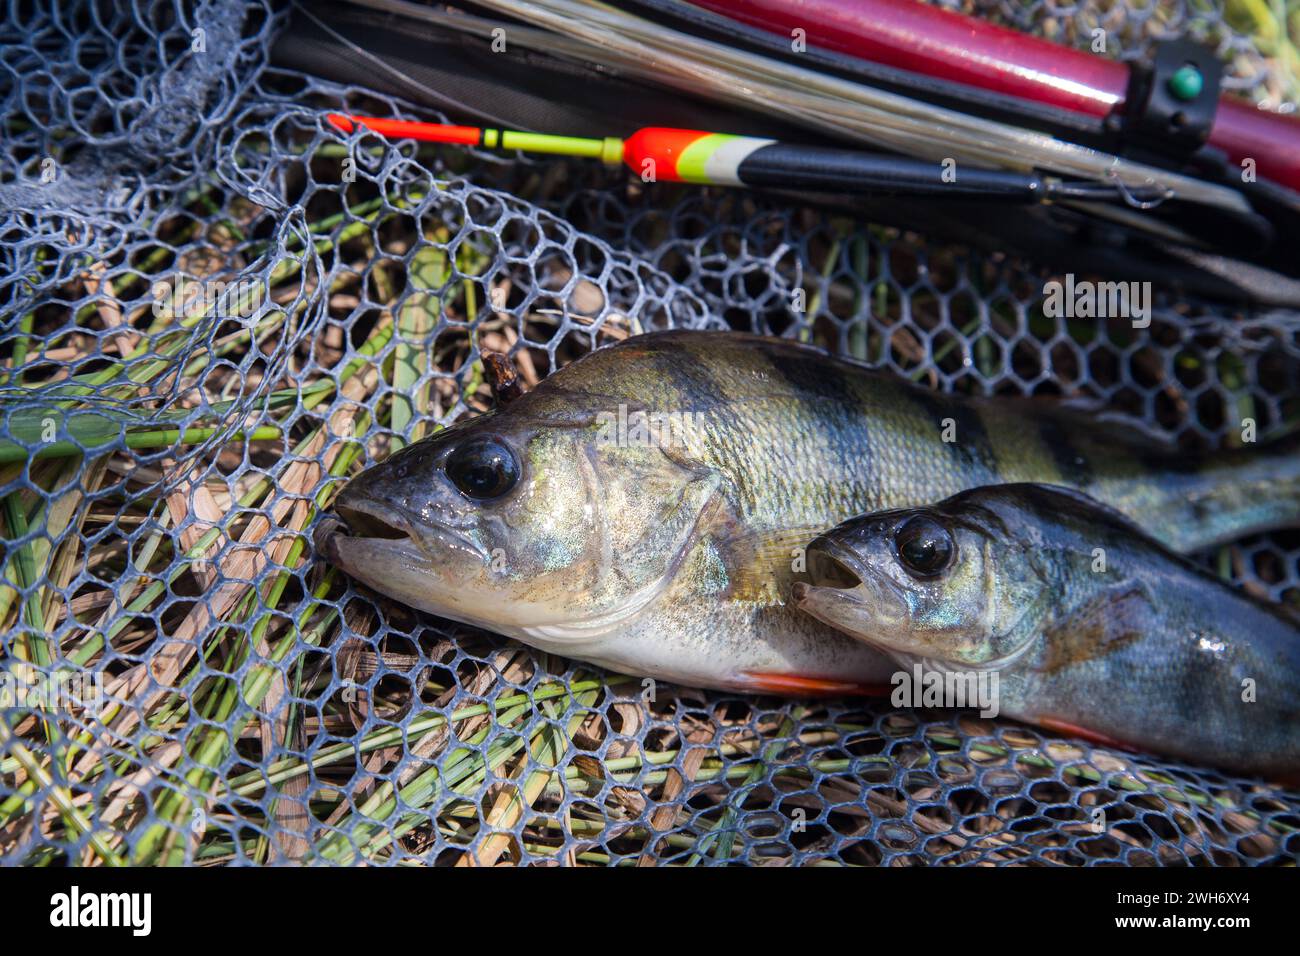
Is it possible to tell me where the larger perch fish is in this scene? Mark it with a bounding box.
[316,331,1300,694]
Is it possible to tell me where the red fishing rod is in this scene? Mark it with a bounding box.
[691,0,1300,194]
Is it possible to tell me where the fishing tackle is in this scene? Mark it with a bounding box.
[328,114,1171,205]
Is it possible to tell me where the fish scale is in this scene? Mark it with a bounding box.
[324,331,1300,694]
[797,484,1300,777]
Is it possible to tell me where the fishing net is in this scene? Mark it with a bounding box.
[1,0,1297,866]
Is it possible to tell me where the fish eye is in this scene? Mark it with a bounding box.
[444,437,519,500]
[893,515,955,578]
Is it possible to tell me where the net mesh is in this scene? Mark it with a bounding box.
[1,0,1298,866]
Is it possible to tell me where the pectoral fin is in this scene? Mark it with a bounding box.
[1035,584,1155,675]
[714,524,827,604]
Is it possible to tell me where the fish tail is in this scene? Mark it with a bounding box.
[1141,430,1300,552]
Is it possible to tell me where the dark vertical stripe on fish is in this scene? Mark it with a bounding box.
[649,333,732,417]
[764,346,868,410]
[764,347,877,475]
[908,388,1000,480]
[1037,417,1094,490]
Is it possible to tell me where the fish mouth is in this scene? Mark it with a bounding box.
[805,541,869,591]
[789,541,870,621]
[336,500,411,542]
[314,498,487,567]
[790,542,905,642]
[312,502,414,572]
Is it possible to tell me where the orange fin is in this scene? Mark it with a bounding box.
[739,671,891,697]
[1037,716,1139,753]
[1036,585,1152,675]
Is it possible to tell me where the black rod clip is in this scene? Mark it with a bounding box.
[1117,39,1223,157]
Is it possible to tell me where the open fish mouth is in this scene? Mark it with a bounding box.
[806,542,869,590]
[791,544,868,618]
[314,499,486,566]
[313,498,510,633]
[336,500,412,542]
[790,541,905,639]
[313,507,413,571]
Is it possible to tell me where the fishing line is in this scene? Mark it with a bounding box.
[291,0,525,131]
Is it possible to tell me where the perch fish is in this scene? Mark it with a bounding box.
[792,483,1300,778]
[317,331,1300,694]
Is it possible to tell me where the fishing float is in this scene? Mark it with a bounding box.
[326,113,1153,204]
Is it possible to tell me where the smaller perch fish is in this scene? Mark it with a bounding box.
[792,483,1300,780]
